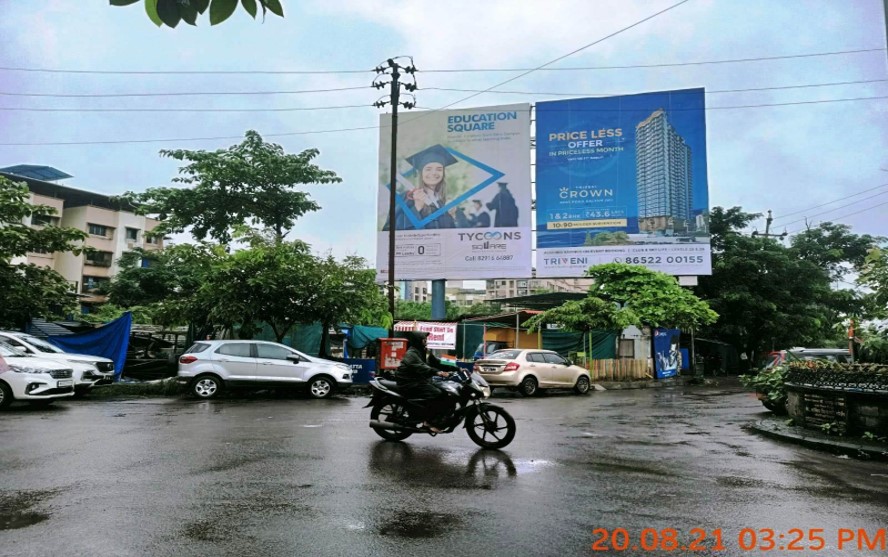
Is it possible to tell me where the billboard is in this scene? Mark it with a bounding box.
[535,88,711,277]
[376,103,532,281]
[393,321,457,350]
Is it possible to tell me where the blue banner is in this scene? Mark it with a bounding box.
[48,312,132,376]
[535,89,711,277]
[654,328,681,379]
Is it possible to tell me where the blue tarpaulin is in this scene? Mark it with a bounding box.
[47,312,132,376]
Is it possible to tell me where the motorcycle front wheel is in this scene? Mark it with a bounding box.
[466,404,516,449]
[371,401,414,441]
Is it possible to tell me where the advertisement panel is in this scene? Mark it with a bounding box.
[393,321,457,350]
[376,104,532,281]
[535,88,711,277]
[654,328,681,379]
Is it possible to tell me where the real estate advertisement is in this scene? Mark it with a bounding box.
[535,89,711,277]
[376,103,532,281]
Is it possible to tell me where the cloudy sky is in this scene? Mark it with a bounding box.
[1,1,886,266]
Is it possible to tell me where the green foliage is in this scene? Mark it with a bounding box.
[789,222,883,281]
[858,325,888,364]
[860,248,888,318]
[739,365,789,407]
[120,130,339,245]
[696,206,863,359]
[0,176,90,328]
[819,421,840,435]
[80,303,155,325]
[394,299,493,321]
[110,0,283,28]
[526,263,717,334]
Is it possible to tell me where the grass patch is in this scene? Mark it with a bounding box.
[87,378,187,399]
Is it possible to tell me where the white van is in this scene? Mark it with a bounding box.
[0,341,75,408]
[0,331,115,395]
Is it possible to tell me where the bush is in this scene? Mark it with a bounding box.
[740,365,788,413]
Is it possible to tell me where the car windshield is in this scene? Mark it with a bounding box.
[485,350,521,360]
[0,341,27,358]
[20,335,66,353]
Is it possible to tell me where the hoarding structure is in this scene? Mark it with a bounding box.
[535,88,711,277]
[376,103,532,281]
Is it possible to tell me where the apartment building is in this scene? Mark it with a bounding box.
[485,277,593,300]
[2,165,163,307]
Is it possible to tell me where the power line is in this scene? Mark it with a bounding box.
[3,93,886,145]
[423,78,888,98]
[0,66,372,76]
[0,125,380,146]
[0,85,369,99]
[419,47,886,73]
[428,0,693,114]
[1,48,882,77]
[780,188,888,228]
[787,199,888,234]
[773,182,888,221]
[0,104,370,113]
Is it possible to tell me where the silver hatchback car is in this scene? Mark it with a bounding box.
[177,340,354,399]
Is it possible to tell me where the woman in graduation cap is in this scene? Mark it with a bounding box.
[390,144,458,230]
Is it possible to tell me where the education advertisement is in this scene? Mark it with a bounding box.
[535,88,711,277]
[376,103,532,281]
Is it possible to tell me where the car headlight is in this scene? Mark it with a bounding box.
[9,364,46,374]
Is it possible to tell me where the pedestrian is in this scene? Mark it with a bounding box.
[486,181,519,227]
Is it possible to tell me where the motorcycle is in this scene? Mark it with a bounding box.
[366,368,517,449]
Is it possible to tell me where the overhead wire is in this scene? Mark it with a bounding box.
[779,188,888,228]
[786,199,888,235]
[0,85,370,98]
[772,182,888,221]
[0,104,371,113]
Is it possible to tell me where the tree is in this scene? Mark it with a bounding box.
[0,177,89,328]
[122,130,340,245]
[860,247,888,318]
[789,222,882,281]
[695,207,840,360]
[527,263,717,334]
[110,0,284,28]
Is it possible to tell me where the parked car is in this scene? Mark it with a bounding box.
[0,341,75,409]
[763,347,851,370]
[473,348,592,396]
[177,340,354,399]
[472,341,510,361]
[0,331,115,395]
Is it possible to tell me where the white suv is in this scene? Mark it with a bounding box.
[0,341,75,408]
[177,340,354,399]
[0,331,115,395]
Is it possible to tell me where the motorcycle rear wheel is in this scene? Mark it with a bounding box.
[371,401,413,441]
[466,405,516,449]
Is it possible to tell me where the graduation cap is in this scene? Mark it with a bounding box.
[405,144,458,171]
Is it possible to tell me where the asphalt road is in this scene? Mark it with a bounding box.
[1,382,886,557]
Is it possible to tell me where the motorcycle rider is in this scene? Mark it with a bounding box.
[394,331,453,433]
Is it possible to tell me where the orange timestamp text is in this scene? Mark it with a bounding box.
[591,527,887,552]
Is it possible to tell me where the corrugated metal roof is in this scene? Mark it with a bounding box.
[0,165,72,181]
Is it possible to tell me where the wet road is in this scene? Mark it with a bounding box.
[1,383,886,556]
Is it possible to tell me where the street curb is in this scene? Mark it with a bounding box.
[749,419,888,461]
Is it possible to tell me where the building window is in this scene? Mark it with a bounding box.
[32,214,60,227]
[125,227,139,242]
[145,234,160,245]
[88,223,112,238]
[81,276,110,294]
[85,250,113,267]
[618,339,635,359]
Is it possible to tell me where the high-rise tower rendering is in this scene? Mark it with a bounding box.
[635,109,693,233]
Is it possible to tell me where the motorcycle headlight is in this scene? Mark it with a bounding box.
[9,364,46,374]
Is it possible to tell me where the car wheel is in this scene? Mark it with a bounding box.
[574,375,591,395]
[308,376,335,399]
[191,375,223,399]
[0,382,13,409]
[518,376,538,397]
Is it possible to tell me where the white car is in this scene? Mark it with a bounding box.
[177,340,354,399]
[474,349,592,396]
[0,341,75,408]
[0,331,115,395]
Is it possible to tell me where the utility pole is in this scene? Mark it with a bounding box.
[373,58,417,335]
[751,209,787,241]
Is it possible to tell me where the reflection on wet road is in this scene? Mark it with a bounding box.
[0,383,885,556]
